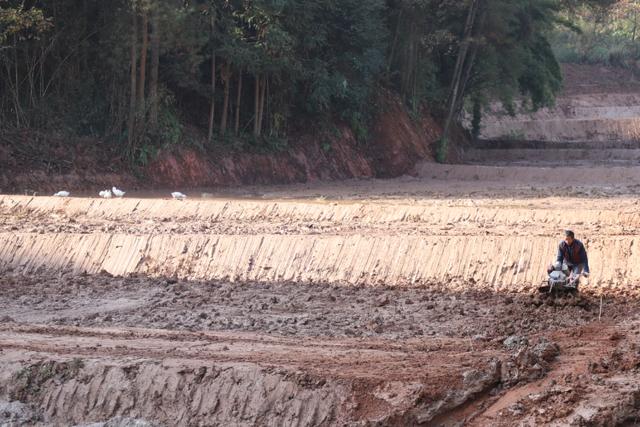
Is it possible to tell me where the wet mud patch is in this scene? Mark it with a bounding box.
[1,271,640,425]
[0,271,630,341]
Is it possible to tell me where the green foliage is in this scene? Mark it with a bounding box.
[157,102,183,147]
[321,141,332,153]
[465,0,564,114]
[0,0,596,160]
[132,143,158,167]
[132,95,182,166]
[551,0,640,66]
[0,3,51,45]
[349,112,370,144]
[386,0,463,110]
[262,134,289,152]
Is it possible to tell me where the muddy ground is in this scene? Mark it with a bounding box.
[1,269,640,426]
[3,176,640,426]
[3,65,640,426]
[3,175,640,426]
[0,271,621,341]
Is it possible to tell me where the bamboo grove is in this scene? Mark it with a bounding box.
[0,0,621,162]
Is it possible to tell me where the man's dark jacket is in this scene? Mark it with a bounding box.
[556,239,590,273]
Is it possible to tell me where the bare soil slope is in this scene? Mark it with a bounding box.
[0,93,440,194]
[2,190,640,292]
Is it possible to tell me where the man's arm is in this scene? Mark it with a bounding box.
[580,244,590,273]
[556,243,564,264]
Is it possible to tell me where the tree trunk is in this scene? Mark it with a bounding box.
[441,0,480,145]
[220,63,231,134]
[13,37,21,128]
[207,13,216,143]
[386,7,404,73]
[127,9,138,147]
[453,4,486,121]
[235,70,242,135]
[409,24,417,103]
[149,3,160,129]
[39,45,45,98]
[207,55,216,142]
[253,74,260,137]
[82,0,88,72]
[257,76,266,134]
[453,38,480,120]
[27,44,35,110]
[138,10,148,112]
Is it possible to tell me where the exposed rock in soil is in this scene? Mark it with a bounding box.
[0,400,40,425]
[501,338,560,386]
[413,359,502,424]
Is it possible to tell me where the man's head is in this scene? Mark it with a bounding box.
[564,230,575,245]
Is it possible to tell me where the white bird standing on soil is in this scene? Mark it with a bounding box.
[171,192,187,200]
[53,191,70,197]
[112,186,125,198]
[99,190,112,199]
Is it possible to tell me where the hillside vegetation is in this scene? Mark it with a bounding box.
[553,0,640,67]
[0,0,625,174]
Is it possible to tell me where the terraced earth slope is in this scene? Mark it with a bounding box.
[476,64,640,143]
[2,169,640,426]
[1,193,640,292]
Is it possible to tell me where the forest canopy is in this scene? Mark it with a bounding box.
[553,0,640,66]
[0,0,624,163]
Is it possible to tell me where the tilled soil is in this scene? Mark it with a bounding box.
[0,271,621,341]
[1,270,640,426]
[4,154,640,424]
